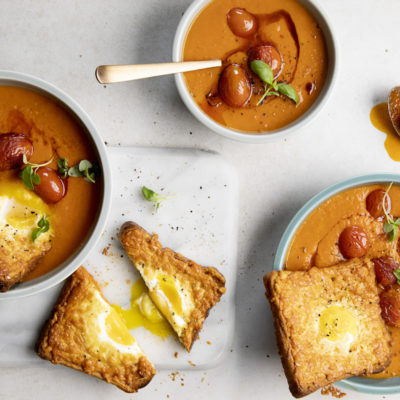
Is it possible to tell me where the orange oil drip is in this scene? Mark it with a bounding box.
[370,102,400,161]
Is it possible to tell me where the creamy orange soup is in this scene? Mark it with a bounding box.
[183,0,328,132]
[286,184,400,378]
[0,86,101,280]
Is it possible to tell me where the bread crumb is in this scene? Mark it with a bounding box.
[188,361,196,367]
[321,385,346,398]
[174,352,178,358]
[102,245,111,256]
[206,341,211,345]
[201,377,206,383]
[169,372,179,382]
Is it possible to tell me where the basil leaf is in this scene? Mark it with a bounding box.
[395,218,400,226]
[32,173,41,185]
[142,186,158,202]
[394,269,400,285]
[20,166,34,190]
[68,166,82,177]
[32,214,50,242]
[277,83,299,104]
[383,222,395,233]
[250,60,274,85]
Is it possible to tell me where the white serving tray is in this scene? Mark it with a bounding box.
[0,146,238,370]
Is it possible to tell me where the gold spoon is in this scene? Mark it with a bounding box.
[388,86,400,136]
[95,60,222,84]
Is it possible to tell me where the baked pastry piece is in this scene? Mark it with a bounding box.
[36,267,155,393]
[0,187,52,291]
[264,259,392,398]
[119,221,226,351]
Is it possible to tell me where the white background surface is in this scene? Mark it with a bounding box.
[0,0,399,399]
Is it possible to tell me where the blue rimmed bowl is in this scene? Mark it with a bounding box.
[274,173,400,395]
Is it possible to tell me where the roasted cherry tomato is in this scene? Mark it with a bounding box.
[373,257,399,287]
[380,286,400,327]
[34,167,66,204]
[0,132,33,171]
[218,64,252,108]
[247,45,283,78]
[366,189,391,219]
[226,8,257,38]
[338,225,369,259]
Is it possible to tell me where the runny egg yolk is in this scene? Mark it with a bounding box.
[319,305,357,342]
[113,279,173,339]
[105,307,136,346]
[0,181,49,229]
[155,274,183,317]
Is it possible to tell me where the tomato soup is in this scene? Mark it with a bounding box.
[0,85,101,281]
[182,0,328,133]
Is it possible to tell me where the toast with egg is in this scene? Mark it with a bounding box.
[264,259,392,398]
[36,267,155,393]
[0,183,53,291]
[119,221,226,351]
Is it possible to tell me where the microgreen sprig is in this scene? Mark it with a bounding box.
[20,154,53,190]
[250,60,299,106]
[59,158,99,183]
[68,160,99,183]
[382,182,400,242]
[57,158,69,178]
[32,214,50,242]
[394,269,400,285]
[142,186,174,211]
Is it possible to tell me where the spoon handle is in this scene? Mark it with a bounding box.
[95,60,222,84]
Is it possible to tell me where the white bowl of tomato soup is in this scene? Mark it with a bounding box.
[274,174,400,394]
[0,70,111,300]
[173,0,338,142]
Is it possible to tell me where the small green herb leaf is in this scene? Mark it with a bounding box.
[389,225,399,242]
[32,214,50,242]
[68,166,82,177]
[394,269,400,285]
[67,160,99,183]
[384,222,395,233]
[57,158,69,178]
[20,155,53,190]
[250,60,274,85]
[141,186,174,211]
[277,83,299,104]
[142,186,158,202]
[20,166,34,190]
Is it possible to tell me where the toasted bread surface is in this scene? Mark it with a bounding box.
[119,221,226,351]
[264,259,393,398]
[36,266,155,393]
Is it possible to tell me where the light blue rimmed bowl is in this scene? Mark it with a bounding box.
[0,71,112,300]
[274,173,400,395]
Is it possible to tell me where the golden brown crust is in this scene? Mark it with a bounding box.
[264,260,393,398]
[36,267,155,393]
[119,221,226,351]
[0,229,52,292]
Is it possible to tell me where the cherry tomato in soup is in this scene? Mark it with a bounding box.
[366,189,391,219]
[218,64,252,108]
[380,286,400,327]
[247,45,283,78]
[0,133,33,171]
[34,167,66,204]
[373,257,399,287]
[226,8,257,38]
[338,225,369,259]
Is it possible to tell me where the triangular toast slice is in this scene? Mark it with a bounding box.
[119,221,226,351]
[36,267,155,393]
